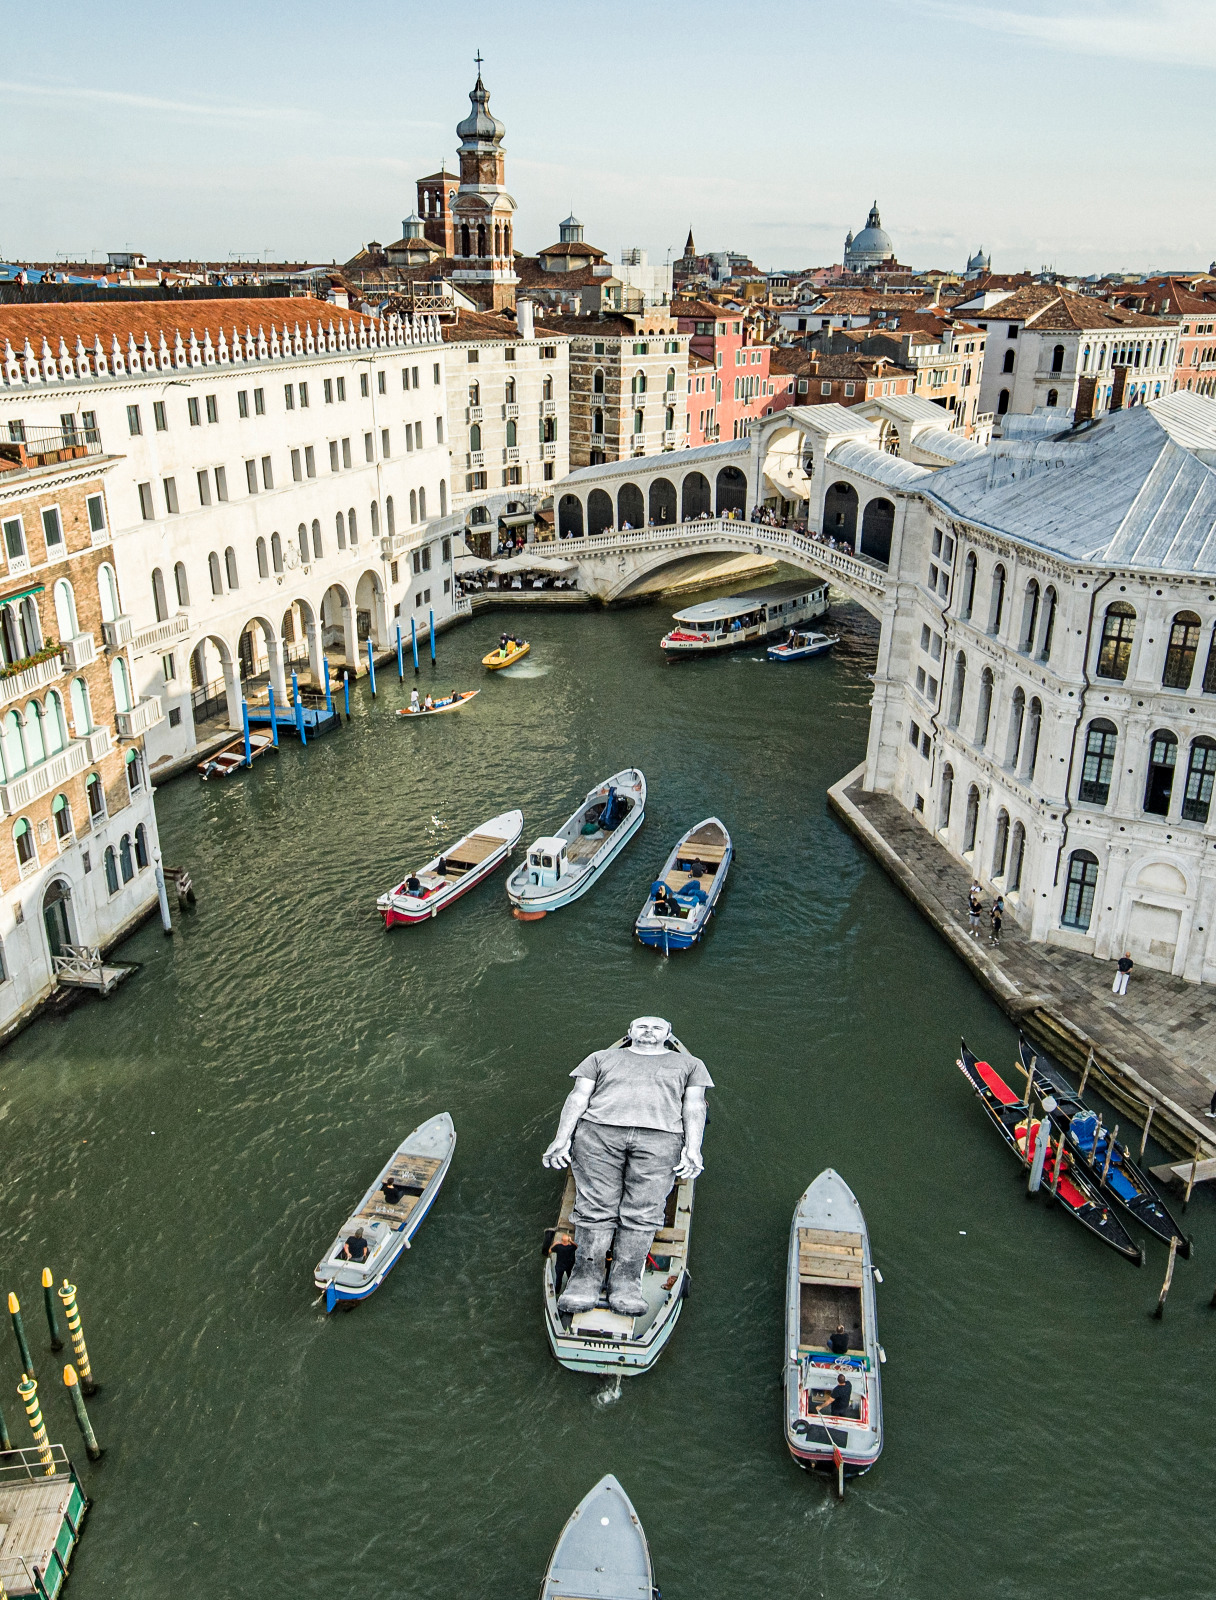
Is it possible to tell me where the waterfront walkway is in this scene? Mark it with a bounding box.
[830,764,1216,1163]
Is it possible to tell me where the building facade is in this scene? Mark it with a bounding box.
[0,448,161,1034]
[675,304,781,444]
[548,313,687,468]
[449,70,518,313]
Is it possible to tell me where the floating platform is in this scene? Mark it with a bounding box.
[52,945,137,997]
[246,702,340,739]
[0,1446,88,1597]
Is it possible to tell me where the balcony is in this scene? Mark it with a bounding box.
[0,733,94,816]
[0,423,103,476]
[504,446,520,464]
[466,406,483,423]
[590,431,605,445]
[102,615,133,651]
[115,696,165,739]
[61,631,97,670]
[629,433,647,449]
[468,451,485,468]
[543,442,557,460]
[130,613,190,656]
[0,649,63,709]
[541,400,557,416]
[662,430,679,446]
[503,403,520,419]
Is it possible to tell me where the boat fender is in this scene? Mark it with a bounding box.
[877,1345,887,1364]
[680,1274,690,1301]
[872,1268,883,1284]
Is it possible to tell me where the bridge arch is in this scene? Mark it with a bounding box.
[588,489,613,537]
[649,477,676,525]
[681,471,711,519]
[558,494,584,538]
[860,497,895,564]
[617,482,644,530]
[824,481,859,544]
[716,466,747,516]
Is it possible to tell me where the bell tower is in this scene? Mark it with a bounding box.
[450,58,518,311]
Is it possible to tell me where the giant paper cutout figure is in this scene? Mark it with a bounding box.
[542,1017,712,1315]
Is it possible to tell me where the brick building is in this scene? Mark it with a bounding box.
[542,311,687,467]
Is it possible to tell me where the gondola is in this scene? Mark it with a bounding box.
[396,690,479,717]
[957,1041,1142,1264]
[1018,1037,1191,1258]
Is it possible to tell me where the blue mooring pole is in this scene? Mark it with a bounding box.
[396,625,404,681]
[411,616,419,674]
[367,637,377,696]
[242,700,252,768]
[268,684,279,747]
[343,673,350,717]
[323,656,333,714]
[292,670,306,745]
[429,609,436,664]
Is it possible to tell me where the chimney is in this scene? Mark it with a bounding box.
[1109,364,1128,411]
[1073,374,1098,426]
[517,299,535,341]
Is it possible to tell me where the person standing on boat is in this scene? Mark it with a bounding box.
[410,688,420,714]
[542,1017,711,1318]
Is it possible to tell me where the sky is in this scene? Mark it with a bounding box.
[2,0,1213,276]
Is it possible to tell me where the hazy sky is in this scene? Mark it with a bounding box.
[3,0,1212,275]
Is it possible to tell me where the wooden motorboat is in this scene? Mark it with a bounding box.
[767,629,840,662]
[377,810,523,927]
[396,690,479,718]
[635,817,731,951]
[507,768,645,916]
[784,1169,883,1479]
[197,730,276,780]
[482,638,530,670]
[539,1475,655,1600]
[1018,1037,1190,1257]
[958,1041,1142,1264]
[313,1112,455,1310]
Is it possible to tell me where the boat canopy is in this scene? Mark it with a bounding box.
[671,578,826,625]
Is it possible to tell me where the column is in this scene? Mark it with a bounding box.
[265,633,289,706]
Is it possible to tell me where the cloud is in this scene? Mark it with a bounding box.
[904,0,1216,67]
[0,79,441,132]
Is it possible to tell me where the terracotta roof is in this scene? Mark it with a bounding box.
[989,284,1174,331]
[674,300,744,321]
[535,241,608,261]
[440,310,529,343]
[514,258,616,291]
[0,295,377,353]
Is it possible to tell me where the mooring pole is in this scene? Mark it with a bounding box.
[396,625,404,681]
[1100,1124,1118,1186]
[1183,1145,1201,1210]
[41,1271,62,1352]
[0,1395,11,1451]
[367,637,376,696]
[1078,1048,1093,1100]
[1138,1103,1155,1162]
[62,1365,102,1460]
[17,1376,54,1475]
[343,673,351,718]
[9,1294,34,1378]
[153,852,173,935]
[241,700,252,768]
[292,671,306,745]
[1153,1237,1179,1319]
[429,608,436,664]
[57,1282,96,1395]
[323,656,333,714]
[411,616,419,673]
[267,684,279,748]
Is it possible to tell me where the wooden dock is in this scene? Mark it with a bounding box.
[0,1446,88,1597]
[51,945,136,998]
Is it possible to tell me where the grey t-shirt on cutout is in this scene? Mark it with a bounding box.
[572,1046,714,1134]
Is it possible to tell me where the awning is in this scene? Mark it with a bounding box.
[0,582,45,605]
[487,555,575,575]
[453,554,491,575]
[498,510,536,529]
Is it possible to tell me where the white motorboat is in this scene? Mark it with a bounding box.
[539,1475,656,1600]
[660,579,828,656]
[506,768,645,916]
[767,629,839,661]
[634,817,732,951]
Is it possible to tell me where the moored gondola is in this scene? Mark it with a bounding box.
[958,1040,1142,1265]
[1018,1037,1191,1258]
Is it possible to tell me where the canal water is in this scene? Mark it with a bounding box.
[2,573,1212,1600]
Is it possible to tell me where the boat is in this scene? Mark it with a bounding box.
[377,810,523,927]
[767,629,840,662]
[313,1112,455,1310]
[197,730,276,779]
[957,1041,1142,1264]
[396,690,479,718]
[784,1169,884,1479]
[539,1475,656,1600]
[660,579,828,657]
[1018,1037,1190,1257]
[482,637,530,670]
[507,768,646,916]
[635,817,732,951]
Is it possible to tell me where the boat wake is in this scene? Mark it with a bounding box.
[594,1375,624,1409]
[499,663,550,678]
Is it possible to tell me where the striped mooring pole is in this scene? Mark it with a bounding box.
[0,1393,12,1451]
[41,1270,63,1351]
[63,1366,102,1460]
[17,1375,55,1475]
[56,1282,96,1395]
[8,1294,34,1378]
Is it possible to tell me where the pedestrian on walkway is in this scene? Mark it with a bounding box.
[989,897,1004,946]
[967,886,982,939]
[1112,951,1133,996]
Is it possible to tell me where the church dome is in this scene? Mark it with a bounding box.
[457,73,505,144]
[850,202,892,258]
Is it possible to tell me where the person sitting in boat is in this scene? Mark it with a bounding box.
[687,857,706,879]
[382,1176,405,1206]
[341,1228,370,1263]
[405,873,423,896]
[828,1323,850,1355]
[436,856,449,877]
[542,1016,711,1318]
[652,883,678,918]
[818,1374,852,1416]
[424,694,434,711]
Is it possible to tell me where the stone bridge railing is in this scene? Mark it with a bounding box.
[549,517,889,608]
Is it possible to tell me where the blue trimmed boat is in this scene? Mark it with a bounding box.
[634,817,731,951]
[767,628,840,662]
[506,768,646,917]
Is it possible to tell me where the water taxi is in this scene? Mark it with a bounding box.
[482,636,530,670]
[784,1169,884,1481]
[539,1475,656,1600]
[378,810,523,926]
[396,690,478,717]
[197,730,276,779]
[635,817,731,951]
[660,579,828,657]
[314,1113,455,1311]
[767,629,840,662]
[507,768,645,916]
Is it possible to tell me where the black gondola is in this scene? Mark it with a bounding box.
[957,1040,1143,1265]
[1018,1036,1191,1259]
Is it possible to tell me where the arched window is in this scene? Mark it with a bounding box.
[86,771,104,821]
[1046,389,1059,407]
[477,222,486,257]
[997,389,1010,415]
[134,822,150,869]
[460,223,470,258]
[348,507,359,544]
[370,502,379,539]
[44,691,66,756]
[119,834,134,883]
[1019,579,1040,653]
[17,597,40,658]
[335,513,346,550]
[174,561,190,607]
[208,551,223,595]
[386,497,395,537]
[125,746,144,794]
[52,792,72,841]
[975,667,994,747]
[298,523,309,564]
[225,547,239,589]
[256,537,269,578]
[1038,586,1057,661]
[13,816,36,868]
[1062,850,1099,929]
[991,809,1010,878]
[312,519,322,559]
[1080,718,1118,804]
[22,702,45,767]
[1002,349,1015,374]
[53,578,78,641]
[988,564,1006,634]
[1162,610,1202,689]
[1021,696,1042,780]
[1005,686,1025,768]
[110,655,132,714]
[961,551,978,620]
[593,368,605,395]
[439,481,447,516]
[506,419,517,447]
[409,490,417,524]
[1009,821,1026,891]
[1,709,26,779]
[963,784,980,854]
[103,844,119,895]
[1181,737,1216,823]
[470,423,482,452]
[0,605,20,668]
[938,763,954,832]
[666,367,676,392]
[633,409,644,435]
[417,490,425,520]
[1096,601,1136,680]
[70,678,92,736]
[505,378,516,403]
[98,563,120,624]
[665,406,675,431]
[1082,345,1091,372]
[1051,344,1065,374]
[947,651,966,727]
[151,568,168,622]
[631,370,647,394]
[271,532,284,573]
[1144,729,1178,814]
[543,376,553,401]
[469,381,480,407]
[1097,344,1107,370]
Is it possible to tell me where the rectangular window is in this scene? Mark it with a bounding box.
[163,477,179,515]
[341,438,352,469]
[412,551,421,575]
[820,380,831,395]
[329,440,340,472]
[87,494,106,534]
[162,652,176,683]
[435,416,444,444]
[442,537,451,561]
[324,379,334,404]
[153,401,168,432]
[206,394,218,424]
[423,587,431,604]
[915,666,926,695]
[422,546,431,572]
[305,445,315,478]
[541,345,556,359]
[382,428,391,457]
[432,363,440,384]
[291,448,302,482]
[402,368,411,391]
[41,506,64,551]
[168,707,181,728]
[505,347,516,362]
[299,381,309,408]
[920,624,931,652]
[544,461,555,481]
[909,720,920,747]
[197,469,212,506]
[929,563,939,591]
[238,390,249,418]
[81,410,97,437]
[337,377,346,402]
[127,404,142,436]
[415,592,423,606]
[365,432,374,462]
[285,384,295,410]
[2,517,24,563]
[444,576,451,594]
[378,371,386,395]
[246,459,258,494]
[215,465,228,501]
[928,675,939,700]
[261,455,273,490]
[138,482,154,520]
[467,349,479,364]
[504,466,521,485]
[360,373,369,398]
[254,388,265,415]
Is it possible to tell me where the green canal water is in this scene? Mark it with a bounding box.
[2,575,1213,1600]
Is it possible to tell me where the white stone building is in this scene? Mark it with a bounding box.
[0,297,458,775]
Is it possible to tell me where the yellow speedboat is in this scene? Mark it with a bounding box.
[482,638,531,671]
